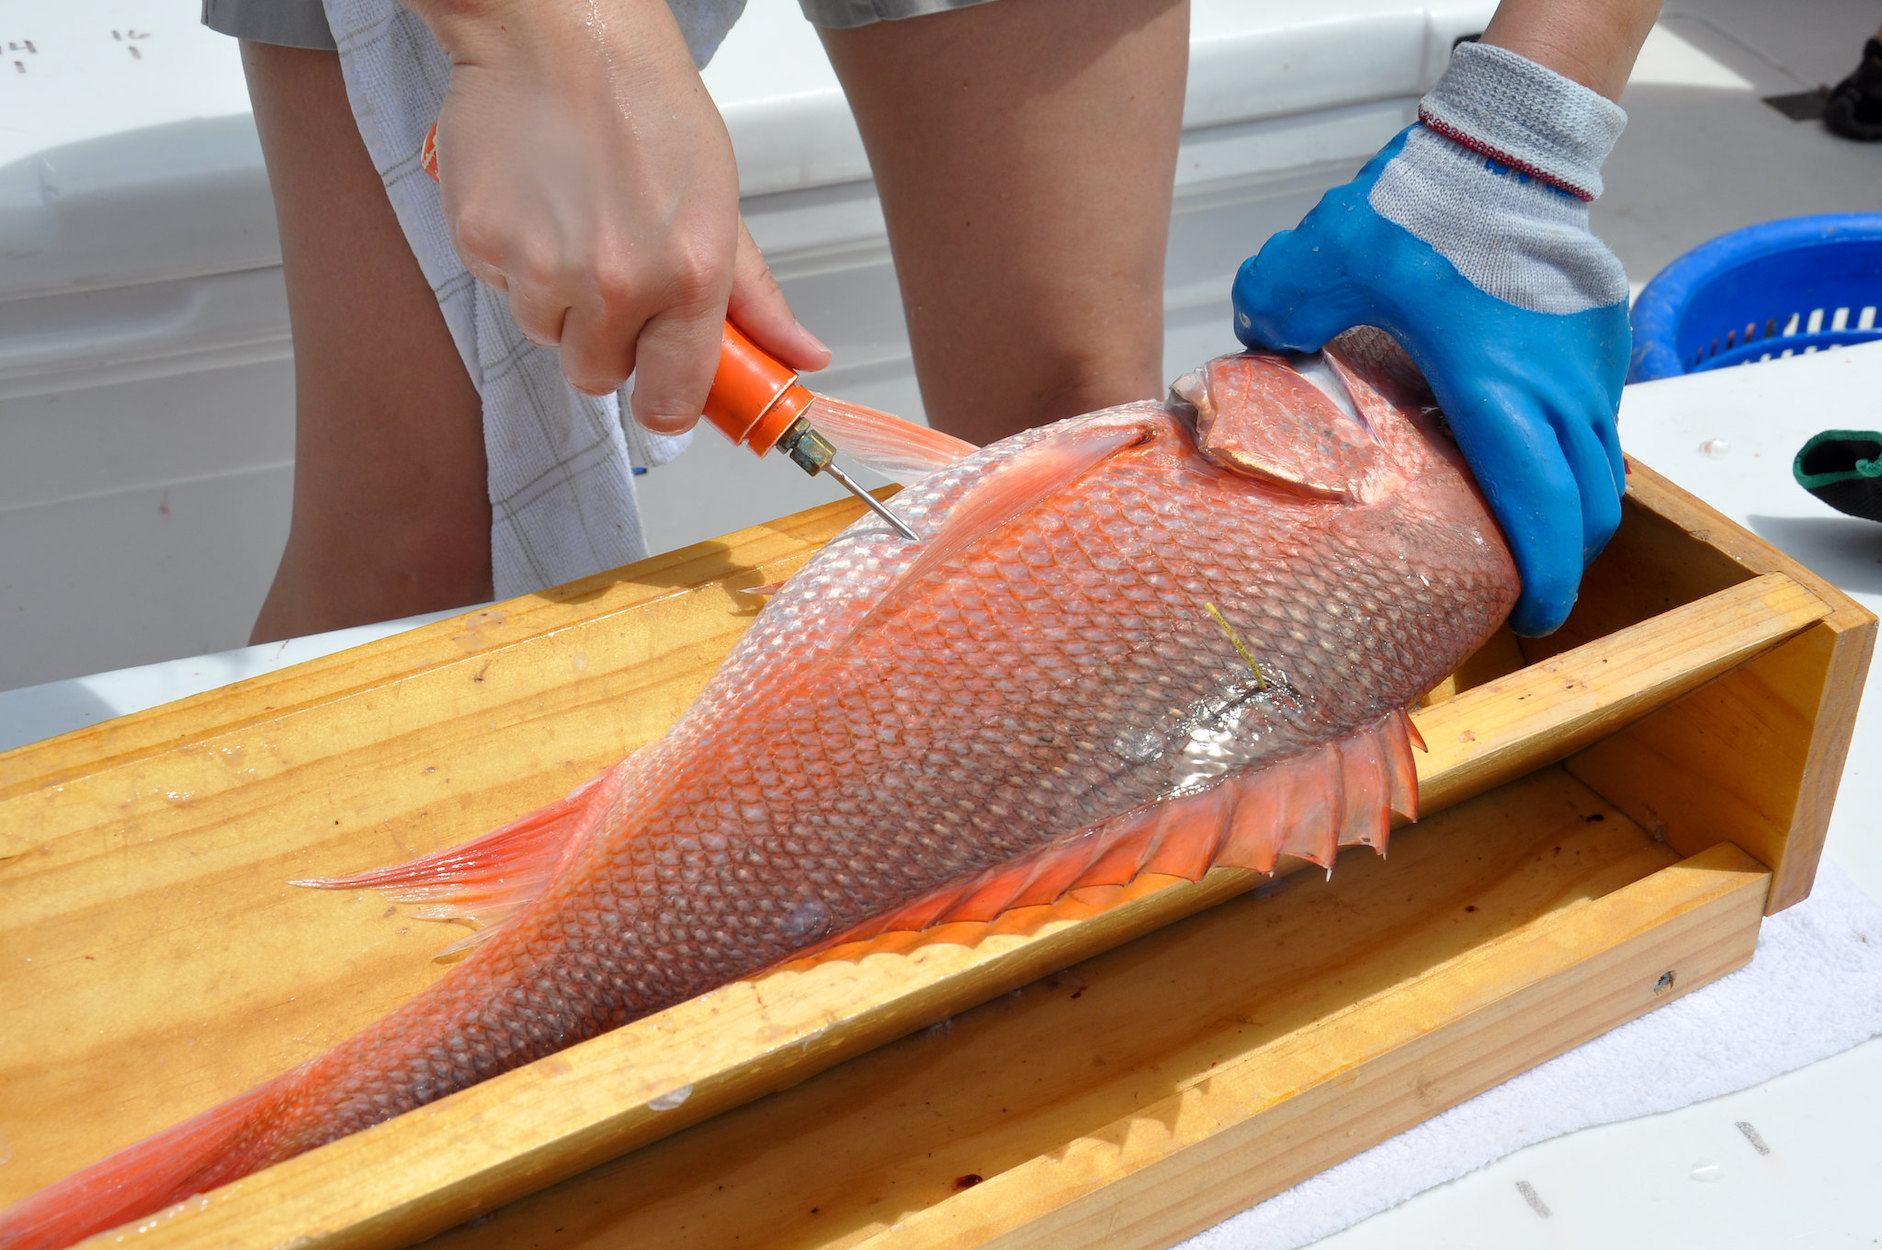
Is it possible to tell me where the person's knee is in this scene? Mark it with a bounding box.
[375,520,492,604]
[1026,339,1165,423]
[282,506,491,615]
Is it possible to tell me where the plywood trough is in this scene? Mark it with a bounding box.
[0,460,1870,1249]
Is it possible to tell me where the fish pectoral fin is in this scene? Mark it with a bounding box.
[798,710,1418,961]
[292,755,636,953]
[855,414,1163,633]
[804,396,980,479]
[737,580,787,599]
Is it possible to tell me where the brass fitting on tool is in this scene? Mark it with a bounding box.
[774,417,837,476]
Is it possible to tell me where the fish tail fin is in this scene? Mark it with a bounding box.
[0,1076,293,1250]
[295,756,634,956]
[804,711,1418,958]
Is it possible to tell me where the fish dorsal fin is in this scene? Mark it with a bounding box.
[804,711,1418,959]
[293,756,635,957]
[803,396,980,479]
[853,415,1161,635]
[1172,351,1380,501]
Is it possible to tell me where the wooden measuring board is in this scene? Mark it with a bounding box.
[0,461,1869,1249]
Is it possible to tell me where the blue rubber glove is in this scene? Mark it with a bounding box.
[1233,43,1630,636]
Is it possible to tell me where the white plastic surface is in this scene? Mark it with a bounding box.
[0,6,265,295]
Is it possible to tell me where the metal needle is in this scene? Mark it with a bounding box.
[824,460,921,543]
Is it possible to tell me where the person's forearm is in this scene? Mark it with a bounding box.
[1479,0,1663,100]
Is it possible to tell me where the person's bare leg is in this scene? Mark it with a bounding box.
[821,0,1187,446]
[244,41,491,644]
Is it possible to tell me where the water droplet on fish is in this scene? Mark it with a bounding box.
[782,897,832,943]
[1699,438,1731,459]
[1690,1159,1724,1182]
[648,1083,693,1111]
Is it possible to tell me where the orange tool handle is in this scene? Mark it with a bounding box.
[702,322,813,456]
[421,123,807,460]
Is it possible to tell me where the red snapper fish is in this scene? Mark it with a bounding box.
[0,329,1518,1248]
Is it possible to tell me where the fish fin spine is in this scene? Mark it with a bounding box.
[293,757,634,952]
[814,711,1418,953]
[738,581,788,600]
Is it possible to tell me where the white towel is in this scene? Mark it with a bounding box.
[1186,858,1882,1248]
[320,0,745,598]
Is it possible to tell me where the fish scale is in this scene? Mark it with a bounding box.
[0,330,1518,1249]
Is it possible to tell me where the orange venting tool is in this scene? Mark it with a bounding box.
[701,325,919,541]
[704,321,811,458]
[420,124,918,543]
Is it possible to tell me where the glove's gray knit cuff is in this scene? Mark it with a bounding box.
[1419,41,1626,201]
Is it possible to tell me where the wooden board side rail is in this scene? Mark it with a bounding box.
[1412,570,1830,815]
[1555,465,1875,912]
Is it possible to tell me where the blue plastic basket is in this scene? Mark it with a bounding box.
[1628,213,1882,382]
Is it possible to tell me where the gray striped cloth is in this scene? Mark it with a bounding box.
[320,0,746,598]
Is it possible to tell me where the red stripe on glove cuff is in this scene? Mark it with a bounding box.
[1417,109,1596,202]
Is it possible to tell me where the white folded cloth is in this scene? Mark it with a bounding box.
[1188,858,1882,1248]
[319,0,745,597]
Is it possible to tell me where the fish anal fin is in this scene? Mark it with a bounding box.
[802,712,1418,962]
[1141,783,1235,882]
[294,757,634,953]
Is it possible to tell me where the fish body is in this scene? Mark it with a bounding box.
[0,329,1517,1248]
